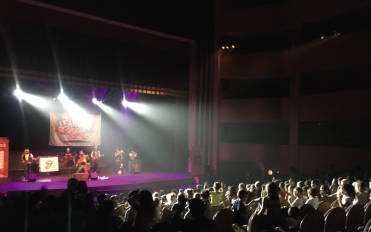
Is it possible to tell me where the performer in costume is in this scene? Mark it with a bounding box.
[21,149,34,180]
[114,149,123,174]
[76,150,90,173]
[90,146,101,172]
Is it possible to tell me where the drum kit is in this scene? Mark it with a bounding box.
[59,152,78,168]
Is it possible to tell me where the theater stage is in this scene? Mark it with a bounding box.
[0,172,199,196]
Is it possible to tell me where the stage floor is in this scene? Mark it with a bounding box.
[0,172,197,195]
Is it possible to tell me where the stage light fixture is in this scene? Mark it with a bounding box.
[221,46,225,49]
[122,99,147,113]
[92,98,98,104]
[13,88,24,100]
[231,45,235,48]
[225,46,229,49]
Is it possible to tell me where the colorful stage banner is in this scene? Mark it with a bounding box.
[0,138,9,178]
[49,112,101,146]
[39,157,59,172]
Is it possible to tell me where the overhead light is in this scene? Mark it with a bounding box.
[231,45,235,49]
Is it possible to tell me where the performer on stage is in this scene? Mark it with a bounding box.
[21,149,34,180]
[114,149,123,174]
[128,151,138,174]
[63,148,74,167]
[90,146,101,172]
[76,150,90,173]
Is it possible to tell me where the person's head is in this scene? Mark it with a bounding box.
[76,181,88,195]
[279,182,285,189]
[288,185,295,194]
[138,190,155,217]
[98,199,114,217]
[154,197,161,207]
[66,148,70,152]
[201,190,210,201]
[354,181,366,193]
[228,186,237,199]
[179,189,184,194]
[238,183,246,191]
[186,188,194,199]
[320,185,329,197]
[311,179,320,189]
[288,207,300,220]
[177,193,185,203]
[342,184,355,198]
[128,189,140,205]
[24,149,30,154]
[214,182,221,191]
[193,193,201,199]
[161,195,167,204]
[188,198,205,219]
[297,181,304,188]
[332,178,338,186]
[79,150,84,155]
[303,186,310,196]
[94,146,98,151]
[266,182,279,200]
[153,192,160,199]
[237,190,249,203]
[167,192,176,203]
[67,178,78,193]
[308,188,317,198]
[293,187,303,199]
[97,194,107,205]
[255,181,262,189]
[341,179,349,186]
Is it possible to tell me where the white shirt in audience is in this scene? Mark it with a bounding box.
[305,197,319,207]
[291,198,304,207]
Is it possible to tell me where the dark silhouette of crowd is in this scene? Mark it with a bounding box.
[0,166,371,232]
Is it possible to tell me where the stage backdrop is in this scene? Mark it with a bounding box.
[0,138,9,178]
[49,112,101,146]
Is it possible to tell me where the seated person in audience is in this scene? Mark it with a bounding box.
[164,192,177,209]
[330,178,349,197]
[320,185,329,198]
[124,189,140,222]
[303,186,310,201]
[153,198,162,223]
[291,187,304,208]
[353,181,369,206]
[172,198,218,232]
[329,178,339,194]
[285,207,300,231]
[255,181,263,198]
[279,182,287,199]
[287,185,297,204]
[225,186,237,205]
[171,193,186,219]
[201,190,212,220]
[209,182,224,206]
[338,184,355,210]
[161,194,167,207]
[311,179,322,200]
[232,190,249,226]
[305,188,319,207]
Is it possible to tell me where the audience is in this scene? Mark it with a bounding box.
[2,166,371,232]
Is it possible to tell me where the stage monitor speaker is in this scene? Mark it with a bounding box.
[90,172,98,180]
[73,173,89,181]
[28,173,37,182]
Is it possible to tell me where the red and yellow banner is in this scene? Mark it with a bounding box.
[0,138,9,178]
[49,112,101,146]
